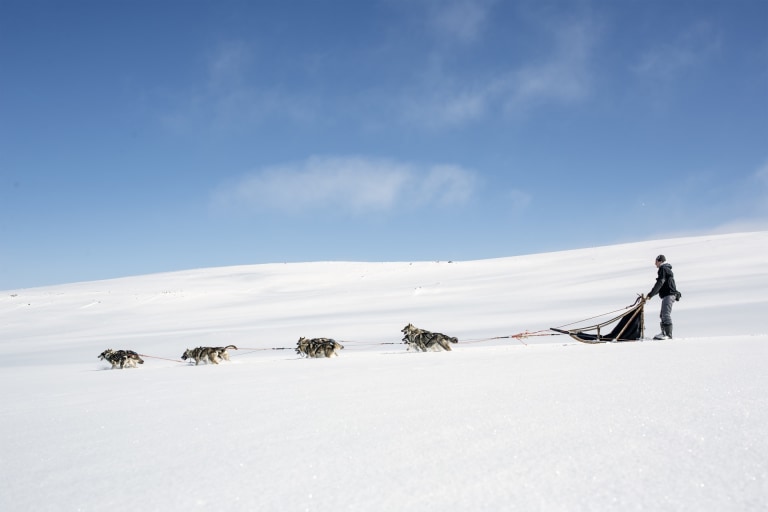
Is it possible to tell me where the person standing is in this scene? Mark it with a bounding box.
[646,254,679,339]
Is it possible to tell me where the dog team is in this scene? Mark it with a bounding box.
[98,324,458,369]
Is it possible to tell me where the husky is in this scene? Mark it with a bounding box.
[295,337,315,357]
[181,345,237,365]
[401,323,458,352]
[214,345,237,362]
[98,349,144,369]
[295,337,344,358]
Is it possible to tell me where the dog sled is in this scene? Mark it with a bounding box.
[100,297,653,369]
[550,296,646,344]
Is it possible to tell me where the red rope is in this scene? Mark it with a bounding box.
[232,346,292,352]
[552,296,646,329]
[338,339,399,345]
[137,353,184,363]
[134,325,583,364]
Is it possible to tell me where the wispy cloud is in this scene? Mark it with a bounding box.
[754,160,768,210]
[503,20,596,111]
[159,41,317,133]
[162,7,597,133]
[206,41,251,89]
[402,15,598,126]
[402,84,492,127]
[421,164,476,204]
[755,160,768,186]
[632,22,721,79]
[699,160,768,233]
[212,156,478,215]
[426,0,495,44]
[505,189,532,212]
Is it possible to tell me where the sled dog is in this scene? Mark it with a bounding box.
[401,323,458,352]
[181,345,237,365]
[214,345,237,362]
[296,337,344,358]
[98,349,144,369]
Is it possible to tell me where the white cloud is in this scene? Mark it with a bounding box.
[159,41,318,133]
[755,160,768,186]
[503,20,596,110]
[213,156,478,215]
[698,161,768,231]
[206,41,251,89]
[165,8,597,134]
[403,86,491,127]
[632,22,721,79]
[403,16,597,127]
[421,165,476,204]
[505,189,532,212]
[754,160,768,211]
[440,90,489,123]
[428,0,494,44]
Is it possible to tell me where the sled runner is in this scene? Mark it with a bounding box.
[550,296,646,344]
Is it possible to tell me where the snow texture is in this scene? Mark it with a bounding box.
[2,232,767,511]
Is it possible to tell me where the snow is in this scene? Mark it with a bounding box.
[2,231,767,511]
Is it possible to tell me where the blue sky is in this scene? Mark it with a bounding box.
[1,0,767,289]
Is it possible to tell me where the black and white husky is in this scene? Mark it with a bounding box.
[401,323,458,352]
[295,337,344,358]
[181,345,237,365]
[98,349,144,369]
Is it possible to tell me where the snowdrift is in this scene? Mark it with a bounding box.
[1,232,767,511]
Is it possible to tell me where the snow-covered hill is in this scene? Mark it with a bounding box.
[2,232,767,511]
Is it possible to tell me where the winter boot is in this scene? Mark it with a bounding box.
[653,323,669,340]
[663,323,673,339]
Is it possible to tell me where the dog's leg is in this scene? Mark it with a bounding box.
[437,337,452,351]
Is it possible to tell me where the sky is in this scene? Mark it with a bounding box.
[1,0,767,290]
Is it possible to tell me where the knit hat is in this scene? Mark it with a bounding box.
[656,254,666,262]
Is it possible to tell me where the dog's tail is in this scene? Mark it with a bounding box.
[224,345,238,350]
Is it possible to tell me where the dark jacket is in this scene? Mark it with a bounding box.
[648,262,677,299]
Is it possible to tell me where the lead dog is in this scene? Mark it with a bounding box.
[98,349,144,369]
[296,337,344,358]
[401,323,458,352]
[181,345,237,365]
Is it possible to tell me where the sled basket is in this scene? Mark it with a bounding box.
[551,297,645,343]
